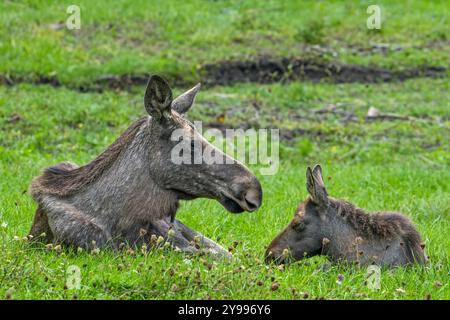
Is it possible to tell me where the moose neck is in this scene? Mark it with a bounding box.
[321,200,399,262]
[71,119,179,224]
[323,213,359,254]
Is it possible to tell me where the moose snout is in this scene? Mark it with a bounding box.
[219,177,262,214]
[265,235,291,264]
[243,186,262,212]
[239,176,263,212]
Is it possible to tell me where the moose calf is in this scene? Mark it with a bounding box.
[266,165,426,267]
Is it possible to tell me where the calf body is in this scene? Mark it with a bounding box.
[266,165,426,267]
[29,76,262,256]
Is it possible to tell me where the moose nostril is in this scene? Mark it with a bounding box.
[244,193,260,211]
[245,197,258,211]
[243,187,262,211]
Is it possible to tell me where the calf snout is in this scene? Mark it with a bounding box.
[265,248,289,265]
[264,243,289,264]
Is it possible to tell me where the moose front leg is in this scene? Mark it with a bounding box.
[144,218,231,258]
[172,219,232,258]
[146,219,196,253]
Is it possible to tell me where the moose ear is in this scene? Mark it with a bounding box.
[306,164,329,207]
[144,75,173,121]
[172,83,201,114]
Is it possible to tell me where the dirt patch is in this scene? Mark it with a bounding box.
[0,74,103,93]
[95,74,149,88]
[1,57,447,92]
[1,74,175,93]
[91,59,446,89]
[201,57,447,86]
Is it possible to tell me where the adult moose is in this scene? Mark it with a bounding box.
[29,75,262,257]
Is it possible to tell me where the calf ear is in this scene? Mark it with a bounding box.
[144,75,173,121]
[172,83,201,114]
[306,165,329,207]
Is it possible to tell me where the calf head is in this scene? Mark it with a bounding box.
[144,75,262,213]
[265,165,330,263]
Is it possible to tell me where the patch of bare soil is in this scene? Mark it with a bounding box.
[201,57,447,86]
[0,57,446,92]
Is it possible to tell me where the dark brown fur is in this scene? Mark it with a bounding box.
[29,206,53,242]
[30,117,147,200]
[27,76,262,255]
[329,198,419,241]
[266,165,426,267]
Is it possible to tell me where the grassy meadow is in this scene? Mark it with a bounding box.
[0,1,449,300]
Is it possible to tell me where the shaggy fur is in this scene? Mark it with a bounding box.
[266,165,426,267]
[330,198,421,242]
[328,198,425,265]
[30,117,147,199]
[28,76,262,256]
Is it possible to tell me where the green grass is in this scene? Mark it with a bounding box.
[0,79,448,299]
[0,0,449,85]
[0,0,449,300]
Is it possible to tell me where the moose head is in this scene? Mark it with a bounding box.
[143,75,262,213]
[265,165,329,263]
[265,164,427,267]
